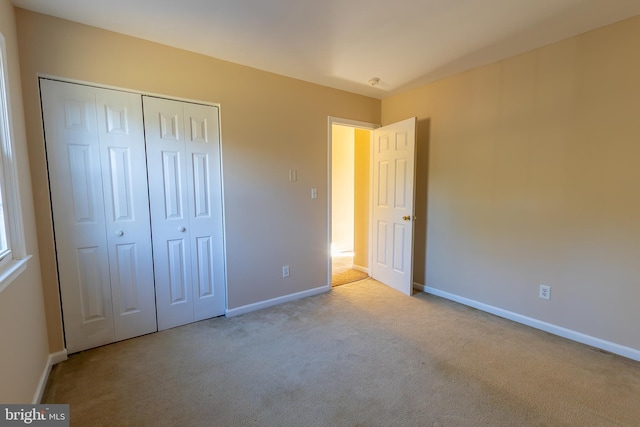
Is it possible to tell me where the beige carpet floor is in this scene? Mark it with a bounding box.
[42,279,640,426]
[331,254,368,287]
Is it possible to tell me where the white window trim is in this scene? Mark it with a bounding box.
[0,32,30,294]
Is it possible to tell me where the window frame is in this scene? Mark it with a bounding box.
[0,32,31,293]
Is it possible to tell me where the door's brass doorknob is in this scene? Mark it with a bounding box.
[403,215,411,221]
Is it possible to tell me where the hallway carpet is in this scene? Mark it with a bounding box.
[331,268,368,287]
[42,279,640,426]
[331,254,368,286]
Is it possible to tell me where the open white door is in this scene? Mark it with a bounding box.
[371,117,417,295]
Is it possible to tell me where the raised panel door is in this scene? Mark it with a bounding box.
[371,118,417,296]
[144,96,226,329]
[41,79,157,353]
[143,96,195,330]
[183,103,226,321]
[40,79,115,353]
[95,88,157,340]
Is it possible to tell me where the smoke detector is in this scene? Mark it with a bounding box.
[368,77,380,86]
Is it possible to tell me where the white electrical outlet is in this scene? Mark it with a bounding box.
[539,285,551,300]
[282,265,290,278]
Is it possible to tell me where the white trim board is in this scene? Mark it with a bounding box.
[414,283,640,362]
[38,74,220,108]
[226,285,330,317]
[327,116,379,130]
[352,264,369,274]
[32,350,68,404]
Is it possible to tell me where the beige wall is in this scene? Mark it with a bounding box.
[382,15,640,350]
[0,0,49,403]
[15,9,380,352]
[331,125,355,254]
[353,128,369,269]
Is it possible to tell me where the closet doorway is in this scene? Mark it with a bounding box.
[40,78,227,353]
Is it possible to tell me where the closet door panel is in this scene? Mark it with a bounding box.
[75,246,108,322]
[195,236,214,298]
[161,151,184,219]
[143,96,194,330]
[96,89,157,340]
[167,238,188,303]
[183,103,226,320]
[41,80,115,353]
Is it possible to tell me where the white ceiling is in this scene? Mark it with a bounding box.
[11,0,640,99]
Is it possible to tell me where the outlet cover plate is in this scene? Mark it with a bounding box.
[539,285,550,300]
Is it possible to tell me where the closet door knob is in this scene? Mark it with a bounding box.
[116,230,124,237]
[179,226,186,232]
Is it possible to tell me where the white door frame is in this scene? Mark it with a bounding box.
[326,116,378,287]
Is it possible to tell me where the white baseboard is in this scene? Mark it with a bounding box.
[352,264,369,274]
[414,282,640,362]
[226,285,330,317]
[33,349,67,404]
[50,350,67,365]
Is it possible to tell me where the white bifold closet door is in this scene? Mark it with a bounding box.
[41,79,157,353]
[143,96,226,330]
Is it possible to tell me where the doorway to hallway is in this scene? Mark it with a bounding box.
[328,116,418,294]
[329,118,375,286]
